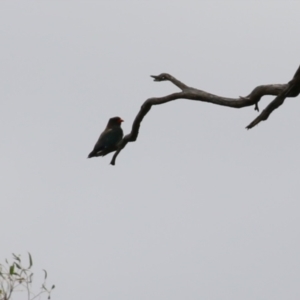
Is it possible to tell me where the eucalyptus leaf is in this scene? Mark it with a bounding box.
[15,263,21,269]
[12,254,21,262]
[9,265,15,275]
[28,252,33,268]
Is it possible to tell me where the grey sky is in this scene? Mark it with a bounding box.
[1,2,300,300]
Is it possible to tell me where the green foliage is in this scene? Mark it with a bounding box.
[0,253,54,300]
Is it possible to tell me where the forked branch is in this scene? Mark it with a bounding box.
[110,66,300,165]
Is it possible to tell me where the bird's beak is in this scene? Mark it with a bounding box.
[120,119,124,123]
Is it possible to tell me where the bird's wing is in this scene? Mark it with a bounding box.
[105,127,123,147]
[93,127,123,152]
[92,128,113,152]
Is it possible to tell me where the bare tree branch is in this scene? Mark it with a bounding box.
[110,66,300,166]
[246,65,300,129]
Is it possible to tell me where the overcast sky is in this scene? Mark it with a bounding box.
[1,2,300,300]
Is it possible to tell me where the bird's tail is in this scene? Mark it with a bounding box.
[87,151,96,158]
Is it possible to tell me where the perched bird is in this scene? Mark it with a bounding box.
[87,116,124,158]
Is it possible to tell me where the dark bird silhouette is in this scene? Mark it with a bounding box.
[88,117,124,158]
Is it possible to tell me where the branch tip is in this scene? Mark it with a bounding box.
[151,74,168,82]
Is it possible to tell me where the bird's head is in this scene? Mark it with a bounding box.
[108,116,124,127]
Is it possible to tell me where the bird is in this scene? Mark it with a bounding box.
[87,116,124,158]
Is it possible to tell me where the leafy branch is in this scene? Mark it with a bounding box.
[0,253,55,300]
